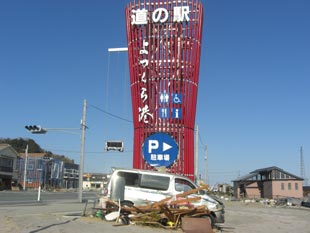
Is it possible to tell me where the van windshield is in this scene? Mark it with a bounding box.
[175,178,196,192]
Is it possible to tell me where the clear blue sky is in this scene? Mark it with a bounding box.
[1,0,309,185]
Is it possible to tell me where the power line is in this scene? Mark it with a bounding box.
[89,104,133,123]
[198,131,206,147]
[45,148,133,154]
[90,103,209,152]
[208,171,239,175]
[90,103,207,146]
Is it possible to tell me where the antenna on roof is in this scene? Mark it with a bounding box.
[300,146,308,186]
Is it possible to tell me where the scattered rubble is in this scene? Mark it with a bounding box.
[231,196,310,208]
[90,185,215,232]
[275,197,303,207]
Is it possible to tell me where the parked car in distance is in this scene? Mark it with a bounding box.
[103,168,225,226]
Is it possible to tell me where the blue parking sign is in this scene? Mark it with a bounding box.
[143,133,178,167]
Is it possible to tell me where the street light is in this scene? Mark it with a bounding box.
[25,99,87,203]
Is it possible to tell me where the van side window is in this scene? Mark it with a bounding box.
[175,178,195,192]
[118,172,139,187]
[140,174,170,191]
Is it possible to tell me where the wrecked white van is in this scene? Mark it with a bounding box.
[103,168,225,225]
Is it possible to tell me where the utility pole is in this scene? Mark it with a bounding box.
[205,145,208,185]
[25,101,86,201]
[23,145,28,191]
[195,125,198,183]
[78,99,87,203]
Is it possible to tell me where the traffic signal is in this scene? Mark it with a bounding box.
[25,125,47,134]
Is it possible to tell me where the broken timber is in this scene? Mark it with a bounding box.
[96,185,212,229]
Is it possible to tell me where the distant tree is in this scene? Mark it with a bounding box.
[0,138,43,153]
[52,154,74,164]
[0,138,74,163]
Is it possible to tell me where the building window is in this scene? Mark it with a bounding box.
[0,158,13,172]
[295,183,298,190]
[281,183,285,190]
[27,164,34,170]
[288,183,291,190]
[275,171,280,179]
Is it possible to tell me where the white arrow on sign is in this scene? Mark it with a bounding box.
[163,142,172,152]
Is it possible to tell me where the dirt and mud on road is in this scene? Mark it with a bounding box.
[221,200,310,233]
[0,199,309,233]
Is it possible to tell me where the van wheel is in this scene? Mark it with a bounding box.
[120,200,134,207]
[120,200,134,216]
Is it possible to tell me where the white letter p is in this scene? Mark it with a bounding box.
[148,140,159,153]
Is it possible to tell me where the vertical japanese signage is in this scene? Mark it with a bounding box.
[129,5,191,124]
[125,0,203,180]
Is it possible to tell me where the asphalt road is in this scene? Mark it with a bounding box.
[0,190,97,205]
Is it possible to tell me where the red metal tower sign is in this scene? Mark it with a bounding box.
[125,0,203,180]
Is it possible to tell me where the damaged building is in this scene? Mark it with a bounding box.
[233,166,303,199]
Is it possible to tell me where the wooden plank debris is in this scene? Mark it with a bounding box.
[93,185,213,230]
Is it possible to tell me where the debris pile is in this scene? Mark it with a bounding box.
[94,185,214,230]
[275,197,303,207]
[244,197,310,209]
